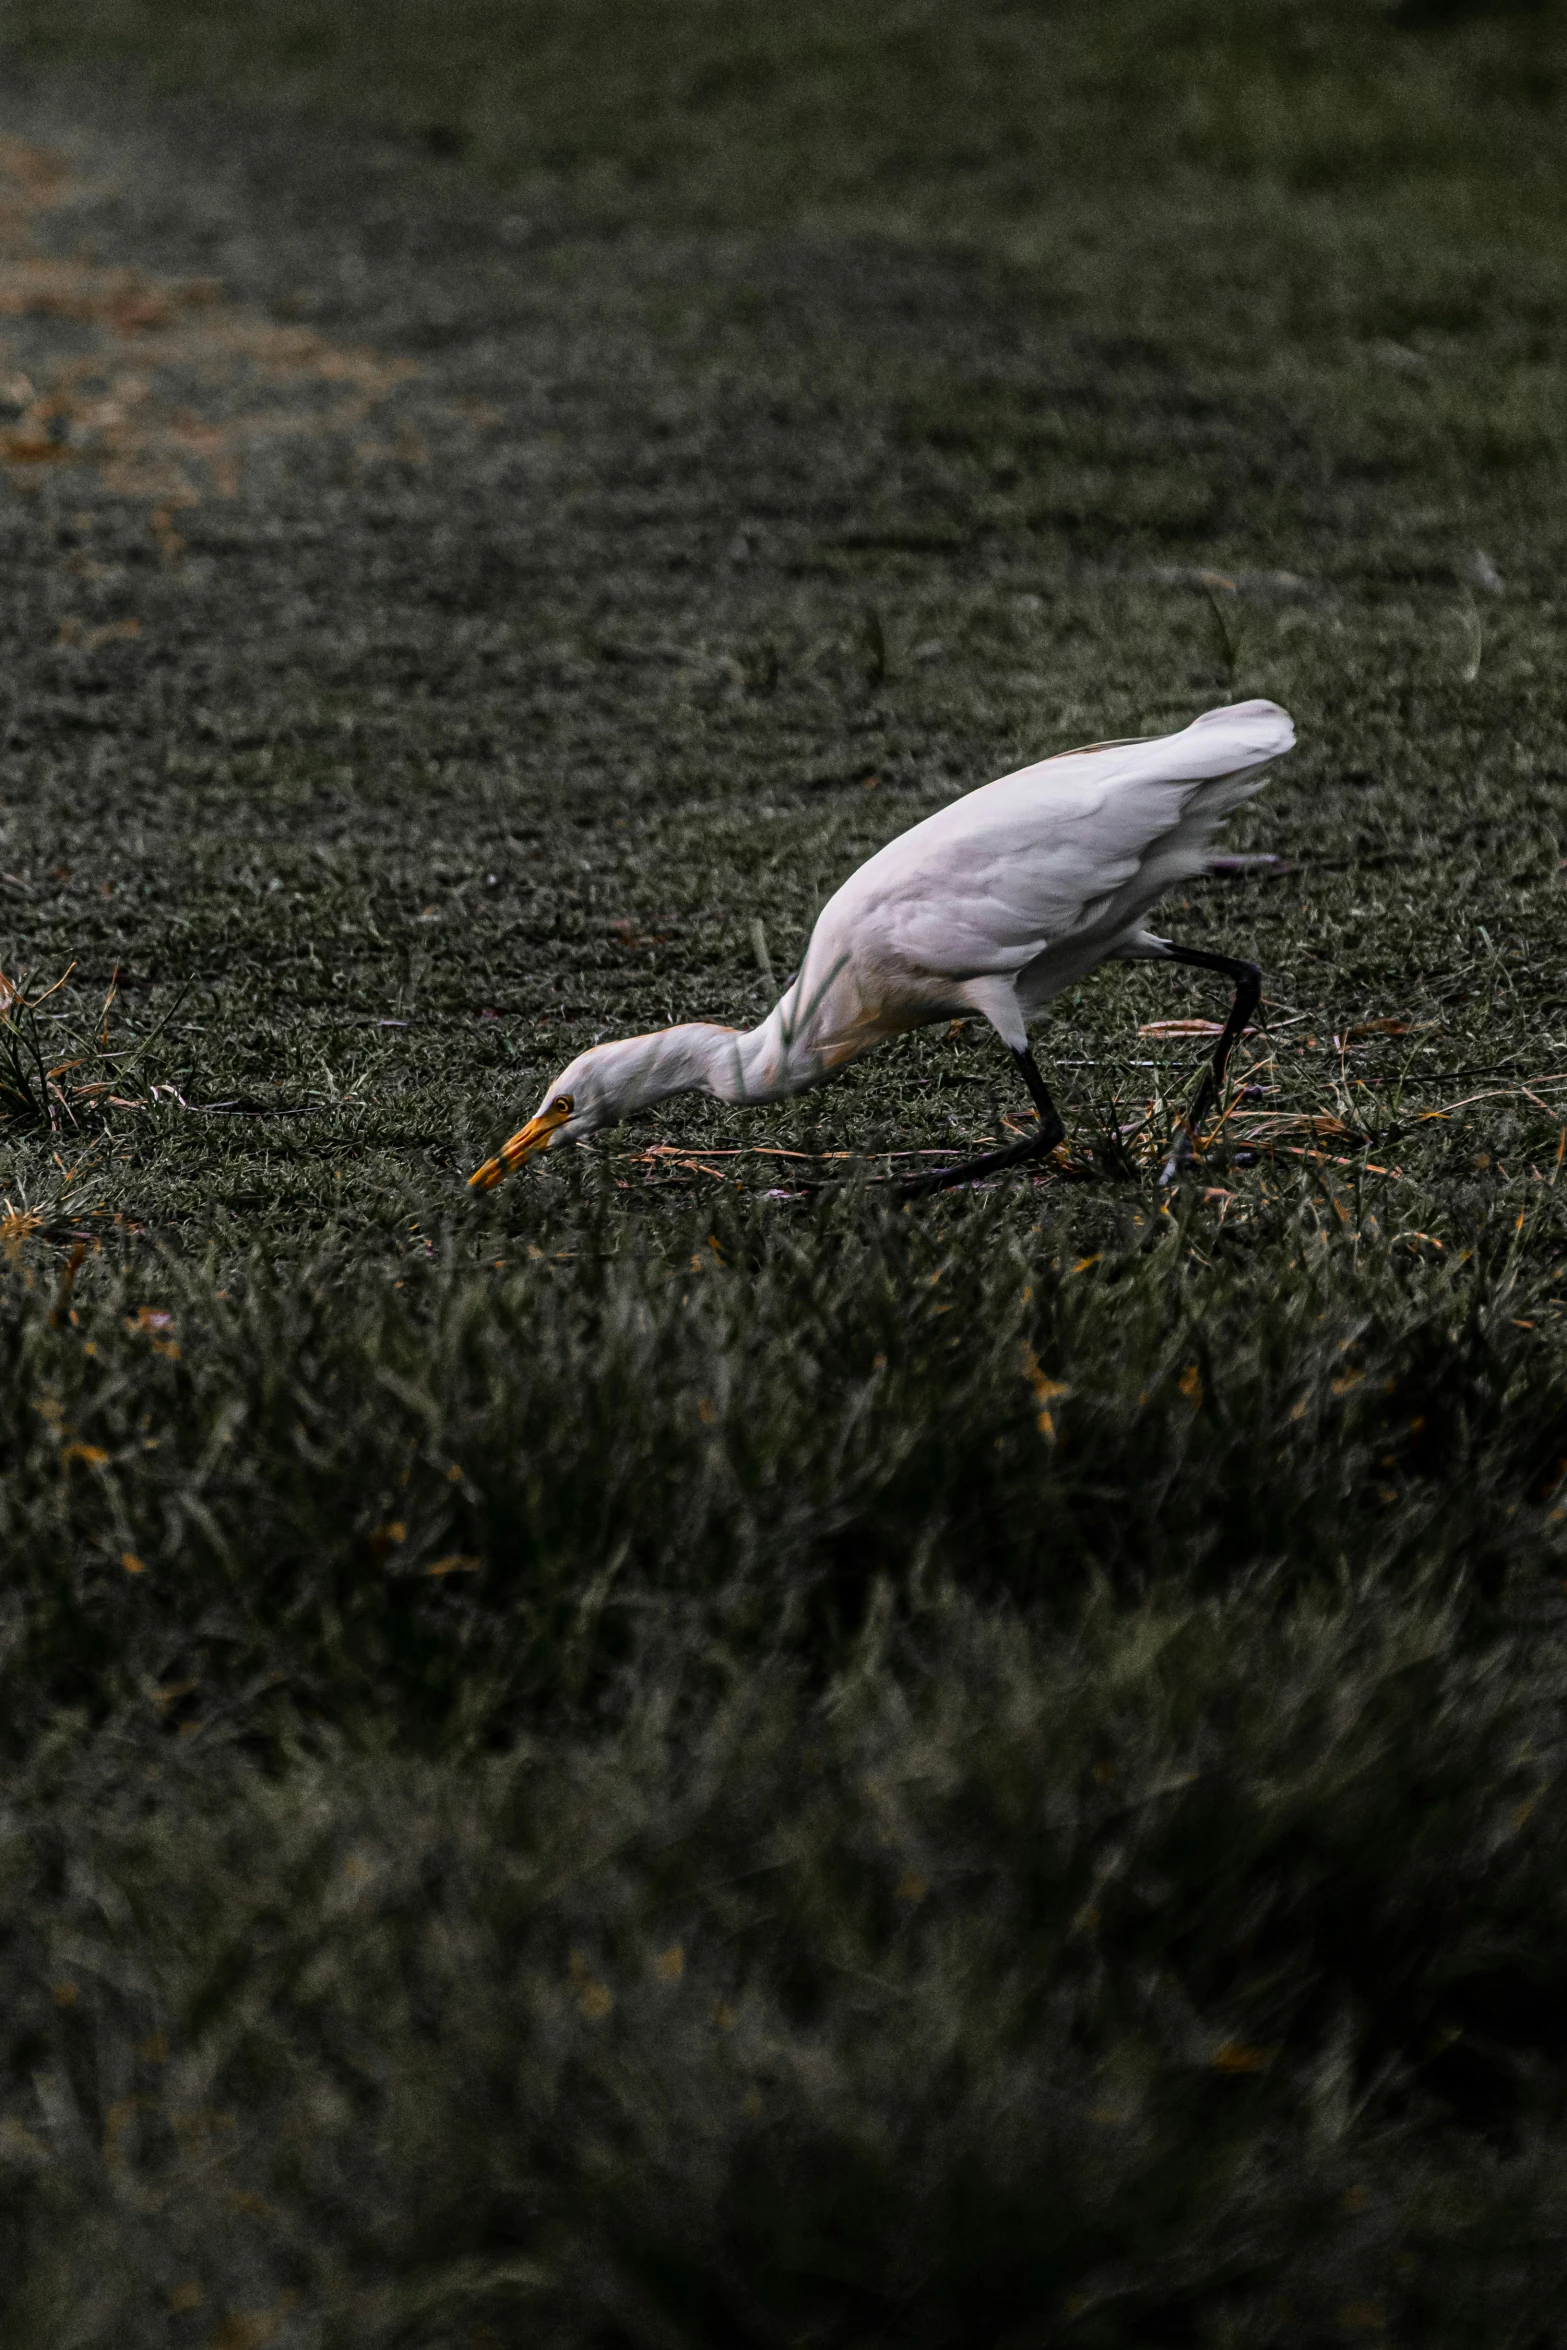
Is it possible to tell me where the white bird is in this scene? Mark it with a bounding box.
[470,697,1295,1195]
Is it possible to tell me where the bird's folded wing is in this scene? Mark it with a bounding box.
[860,792,1146,975]
[844,699,1295,978]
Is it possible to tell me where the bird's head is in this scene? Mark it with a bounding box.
[467,1038,646,1190]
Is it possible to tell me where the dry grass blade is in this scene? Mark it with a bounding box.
[0,968,188,1136]
[1138,1018,1226,1038]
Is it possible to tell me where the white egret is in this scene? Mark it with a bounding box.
[470,697,1295,1195]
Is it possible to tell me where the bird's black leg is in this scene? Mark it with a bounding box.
[1157,944,1262,1179]
[898,1045,1067,1199]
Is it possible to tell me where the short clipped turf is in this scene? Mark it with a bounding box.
[0,2,1565,2340]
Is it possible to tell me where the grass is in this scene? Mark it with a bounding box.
[0,0,1565,2339]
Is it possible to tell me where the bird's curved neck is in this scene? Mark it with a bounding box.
[619,990,815,1114]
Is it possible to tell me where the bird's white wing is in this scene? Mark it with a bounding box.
[832,699,1294,979]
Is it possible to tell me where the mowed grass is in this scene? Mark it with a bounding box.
[0,1,1566,2340]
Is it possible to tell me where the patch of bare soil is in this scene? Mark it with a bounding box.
[0,132,415,520]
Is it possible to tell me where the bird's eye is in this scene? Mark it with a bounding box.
[553,1095,574,1115]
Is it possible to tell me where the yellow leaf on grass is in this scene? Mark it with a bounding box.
[1211,2040,1275,2074]
[1021,1342,1072,1441]
[1,1207,42,1254]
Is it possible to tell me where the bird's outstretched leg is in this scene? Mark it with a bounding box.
[898,1047,1067,1199]
[1157,944,1262,1181]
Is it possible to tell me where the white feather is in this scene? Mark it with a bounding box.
[785,698,1294,1062]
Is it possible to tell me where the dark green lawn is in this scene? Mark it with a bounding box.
[0,2,1565,2340]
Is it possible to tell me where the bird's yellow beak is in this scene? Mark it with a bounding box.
[468,1100,573,1191]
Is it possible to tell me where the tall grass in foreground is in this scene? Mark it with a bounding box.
[2,1180,1562,1741]
[3,1187,1566,2343]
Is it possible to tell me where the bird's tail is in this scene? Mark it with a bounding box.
[1174,698,1295,775]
